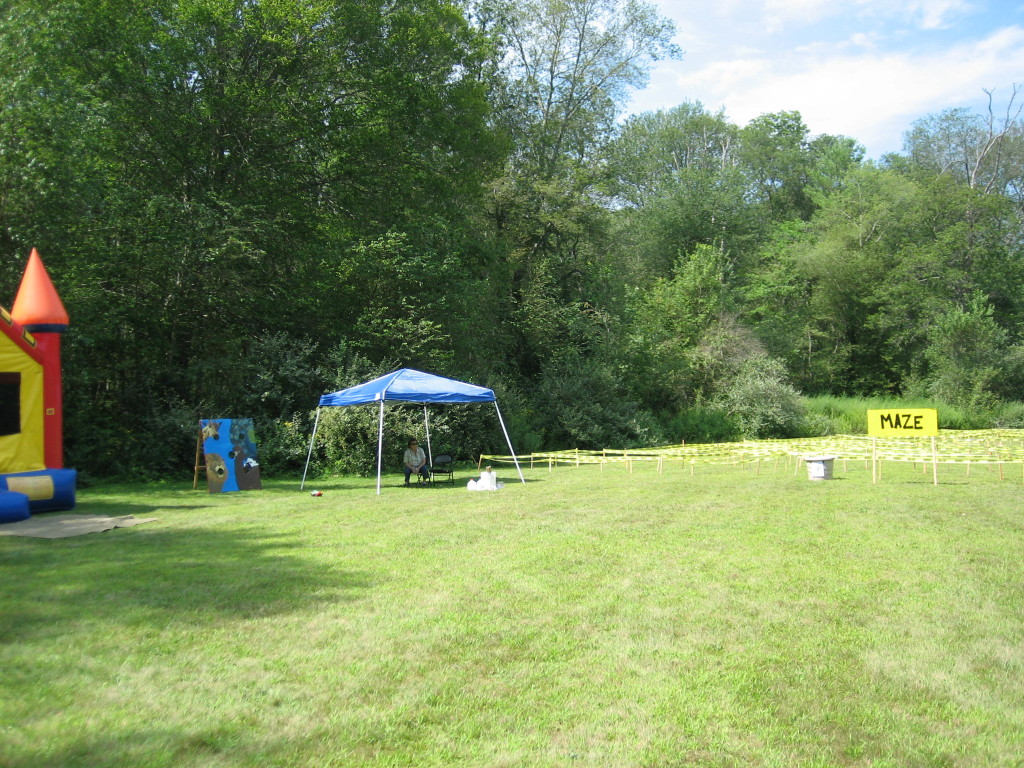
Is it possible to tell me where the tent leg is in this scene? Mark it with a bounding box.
[376,399,385,495]
[300,408,322,490]
[423,405,433,468]
[494,402,525,483]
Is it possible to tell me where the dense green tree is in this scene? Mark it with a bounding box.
[902,89,1024,195]
[0,0,500,474]
[623,243,729,408]
[476,0,679,413]
[736,222,813,381]
[748,161,1024,398]
[605,102,739,207]
[5,0,1024,474]
[486,0,678,180]
[787,167,922,392]
[737,111,864,224]
[924,292,1008,410]
[606,103,759,284]
[805,134,866,204]
[736,111,817,222]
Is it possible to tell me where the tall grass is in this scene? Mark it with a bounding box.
[665,396,1024,445]
[3,462,1023,767]
[801,395,1024,434]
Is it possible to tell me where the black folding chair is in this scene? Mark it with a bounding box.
[429,454,455,486]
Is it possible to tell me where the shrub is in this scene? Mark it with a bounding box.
[535,352,665,450]
[254,415,314,476]
[313,405,421,476]
[495,387,547,456]
[66,394,198,481]
[924,293,1007,409]
[715,356,805,439]
[661,407,738,444]
[993,401,1024,429]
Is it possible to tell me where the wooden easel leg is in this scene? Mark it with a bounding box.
[193,422,205,490]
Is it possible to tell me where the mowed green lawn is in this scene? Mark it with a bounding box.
[2,459,1023,767]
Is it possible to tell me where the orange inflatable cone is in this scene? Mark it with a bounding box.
[11,248,68,468]
[11,248,68,330]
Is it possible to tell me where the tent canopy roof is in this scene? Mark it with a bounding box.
[318,368,495,407]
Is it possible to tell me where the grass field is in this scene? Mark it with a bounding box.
[2,459,1023,767]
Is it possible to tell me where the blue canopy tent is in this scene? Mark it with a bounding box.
[301,368,525,494]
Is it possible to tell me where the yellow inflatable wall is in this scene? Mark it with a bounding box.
[0,306,45,474]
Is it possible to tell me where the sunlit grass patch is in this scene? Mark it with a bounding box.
[2,461,1022,767]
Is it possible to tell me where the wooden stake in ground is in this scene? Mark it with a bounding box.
[872,438,878,485]
[192,421,207,491]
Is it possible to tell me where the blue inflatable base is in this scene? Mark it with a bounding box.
[0,490,31,523]
[0,469,77,512]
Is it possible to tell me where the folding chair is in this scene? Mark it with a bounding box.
[429,454,455,486]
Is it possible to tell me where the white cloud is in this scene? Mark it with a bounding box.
[848,32,877,49]
[628,1,1024,157]
[763,0,833,31]
[762,0,974,30]
[905,0,975,30]
[793,31,881,56]
[636,22,1024,157]
[675,57,773,93]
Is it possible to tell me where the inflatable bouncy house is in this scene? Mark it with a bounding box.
[0,249,76,523]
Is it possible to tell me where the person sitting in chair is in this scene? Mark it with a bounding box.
[403,438,430,485]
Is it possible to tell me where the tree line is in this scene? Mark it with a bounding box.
[1,0,1023,478]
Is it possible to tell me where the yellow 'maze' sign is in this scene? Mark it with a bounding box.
[867,408,938,437]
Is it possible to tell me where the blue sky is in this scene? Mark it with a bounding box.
[625,0,1024,159]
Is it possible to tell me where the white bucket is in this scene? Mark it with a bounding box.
[804,455,836,481]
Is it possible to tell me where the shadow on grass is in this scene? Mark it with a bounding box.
[293,480,375,492]
[3,726,359,768]
[73,498,209,516]
[0,520,374,645]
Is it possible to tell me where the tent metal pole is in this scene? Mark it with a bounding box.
[423,405,433,467]
[376,398,385,495]
[300,407,322,490]
[494,401,525,483]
